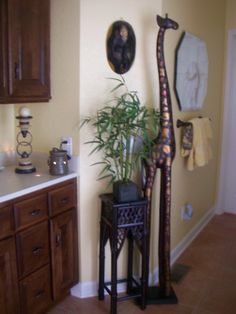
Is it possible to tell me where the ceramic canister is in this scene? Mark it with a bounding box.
[48,148,69,175]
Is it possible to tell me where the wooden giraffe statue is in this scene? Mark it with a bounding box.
[143,14,178,301]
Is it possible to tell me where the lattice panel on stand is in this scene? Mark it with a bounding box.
[117,206,144,226]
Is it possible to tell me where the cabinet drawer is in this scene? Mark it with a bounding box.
[19,264,52,314]
[49,183,76,216]
[0,206,14,240]
[16,221,49,278]
[14,194,48,230]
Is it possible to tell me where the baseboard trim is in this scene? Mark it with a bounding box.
[171,207,215,263]
[72,207,215,298]
[71,280,127,299]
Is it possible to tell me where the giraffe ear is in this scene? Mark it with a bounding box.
[156,15,165,27]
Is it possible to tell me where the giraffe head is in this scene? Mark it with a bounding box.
[156,14,179,30]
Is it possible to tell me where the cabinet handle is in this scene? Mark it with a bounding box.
[30,209,41,216]
[35,290,45,299]
[61,197,69,205]
[15,62,20,79]
[32,246,43,255]
[55,234,61,247]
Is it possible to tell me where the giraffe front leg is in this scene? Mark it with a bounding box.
[158,163,172,297]
[143,161,157,223]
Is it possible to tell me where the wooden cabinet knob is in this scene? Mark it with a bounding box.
[55,234,61,247]
[30,209,41,216]
[35,290,45,299]
[14,62,20,80]
[32,246,43,255]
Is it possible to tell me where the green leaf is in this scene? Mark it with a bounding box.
[80,75,160,183]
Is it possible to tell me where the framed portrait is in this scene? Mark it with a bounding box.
[106,20,136,74]
[174,32,208,111]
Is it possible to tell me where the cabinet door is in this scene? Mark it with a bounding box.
[7,0,50,102]
[19,265,52,314]
[50,209,79,300]
[0,0,8,100]
[0,206,14,241]
[0,237,20,314]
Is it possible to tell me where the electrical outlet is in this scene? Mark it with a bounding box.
[61,137,73,157]
[181,203,193,220]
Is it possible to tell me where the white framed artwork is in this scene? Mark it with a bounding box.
[174,32,208,111]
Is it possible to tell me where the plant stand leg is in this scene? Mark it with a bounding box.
[127,232,133,294]
[98,219,108,300]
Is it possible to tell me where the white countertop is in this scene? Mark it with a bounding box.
[0,152,79,203]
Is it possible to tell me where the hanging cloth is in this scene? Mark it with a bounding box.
[182,117,212,171]
[181,123,193,156]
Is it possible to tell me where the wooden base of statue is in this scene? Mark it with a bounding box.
[146,286,178,304]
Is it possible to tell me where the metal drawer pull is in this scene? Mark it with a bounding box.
[15,62,20,79]
[55,234,61,247]
[30,209,41,216]
[61,197,69,205]
[35,290,45,299]
[32,246,43,255]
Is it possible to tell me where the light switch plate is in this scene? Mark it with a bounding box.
[61,137,73,157]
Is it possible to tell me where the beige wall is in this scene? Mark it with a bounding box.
[0,105,15,152]
[162,0,225,247]
[0,0,228,287]
[215,1,236,213]
[226,0,236,29]
[18,0,80,155]
[79,0,163,282]
[79,0,226,284]
[0,0,80,156]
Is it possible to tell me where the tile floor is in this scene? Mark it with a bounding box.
[47,213,236,314]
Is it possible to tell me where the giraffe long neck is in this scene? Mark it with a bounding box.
[157,26,175,154]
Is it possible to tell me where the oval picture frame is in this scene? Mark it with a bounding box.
[106,20,136,74]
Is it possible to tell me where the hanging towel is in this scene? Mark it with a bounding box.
[181,123,193,157]
[183,117,212,171]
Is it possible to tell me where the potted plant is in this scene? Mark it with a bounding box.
[81,76,159,202]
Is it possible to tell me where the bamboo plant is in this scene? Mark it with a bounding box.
[81,77,160,186]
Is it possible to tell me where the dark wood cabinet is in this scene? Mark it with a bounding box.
[19,265,52,314]
[0,178,78,314]
[50,209,78,300]
[16,221,50,279]
[0,237,20,314]
[0,0,8,99]
[0,0,50,103]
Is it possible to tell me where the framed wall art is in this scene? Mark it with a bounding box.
[174,32,208,111]
[106,20,136,74]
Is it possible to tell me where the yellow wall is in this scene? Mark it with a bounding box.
[0,105,15,152]
[0,0,80,156]
[18,0,80,155]
[79,0,163,282]
[226,0,236,29]
[162,0,225,247]
[0,0,228,287]
[79,0,224,283]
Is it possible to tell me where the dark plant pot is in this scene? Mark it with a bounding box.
[113,180,139,203]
